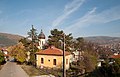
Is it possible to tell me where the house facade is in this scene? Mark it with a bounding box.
[36,46,71,69]
[70,50,84,63]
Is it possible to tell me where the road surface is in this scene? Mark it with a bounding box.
[0,62,29,77]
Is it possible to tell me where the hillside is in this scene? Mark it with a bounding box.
[84,36,120,45]
[0,33,24,47]
[1,33,120,47]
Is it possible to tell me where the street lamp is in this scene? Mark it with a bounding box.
[58,32,66,77]
[63,33,66,77]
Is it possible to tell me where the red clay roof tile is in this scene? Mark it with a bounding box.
[36,46,70,56]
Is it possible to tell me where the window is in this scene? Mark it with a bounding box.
[66,59,68,64]
[41,58,44,64]
[53,59,56,65]
[48,60,50,62]
[39,41,41,45]
[42,41,44,45]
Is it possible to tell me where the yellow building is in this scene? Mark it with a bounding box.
[36,46,71,69]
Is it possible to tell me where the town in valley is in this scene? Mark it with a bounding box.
[0,0,120,77]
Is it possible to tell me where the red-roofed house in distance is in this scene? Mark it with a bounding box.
[1,48,9,61]
[36,46,71,69]
[110,54,120,59]
[109,52,120,64]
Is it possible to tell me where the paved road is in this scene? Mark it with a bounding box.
[0,62,29,77]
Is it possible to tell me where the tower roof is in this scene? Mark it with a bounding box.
[38,29,45,39]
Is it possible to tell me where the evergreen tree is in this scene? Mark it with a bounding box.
[27,25,38,42]
[75,37,85,50]
[48,29,63,49]
[48,29,73,51]
[27,25,38,65]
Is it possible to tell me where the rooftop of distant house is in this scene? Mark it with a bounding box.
[109,54,120,59]
[36,46,70,56]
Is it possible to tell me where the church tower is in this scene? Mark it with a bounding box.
[38,29,45,49]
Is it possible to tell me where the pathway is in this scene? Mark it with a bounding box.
[0,62,29,77]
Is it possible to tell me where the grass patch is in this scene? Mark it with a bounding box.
[21,65,41,76]
[21,65,62,77]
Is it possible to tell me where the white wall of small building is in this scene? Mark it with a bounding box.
[38,39,46,49]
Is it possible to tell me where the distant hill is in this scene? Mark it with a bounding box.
[1,33,120,47]
[0,33,24,47]
[84,36,120,45]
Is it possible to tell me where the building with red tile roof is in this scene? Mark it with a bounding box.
[36,46,71,69]
[36,46,70,56]
[0,48,9,61]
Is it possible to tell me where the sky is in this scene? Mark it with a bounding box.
[0,0,120,38]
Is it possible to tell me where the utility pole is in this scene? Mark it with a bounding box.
[63,33,66,77]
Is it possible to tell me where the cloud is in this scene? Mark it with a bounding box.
[65,7,97,33]
[65,6,120,33]
[94,6,120,23]
[52,0,85,27]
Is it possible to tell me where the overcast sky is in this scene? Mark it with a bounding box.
[0,0,120,38]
